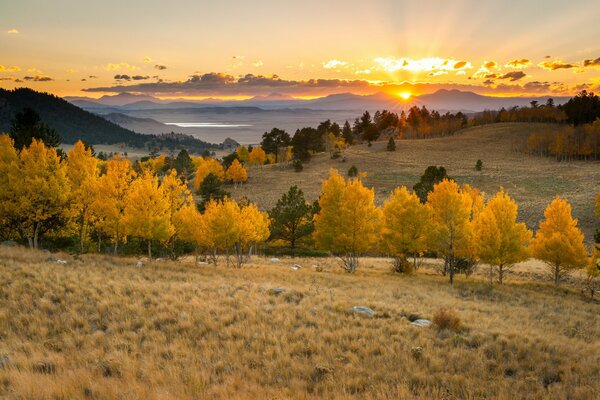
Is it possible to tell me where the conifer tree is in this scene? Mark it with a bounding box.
[193,157,225,190]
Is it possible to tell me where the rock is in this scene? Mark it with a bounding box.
[1,240,18,247]
[0,355,11,369]
[197,261,208,265]
[291,264,301,271]
[268,287,286,295]
[350,306,374,317]
[411,346,423,359]
[411,319,432,327]
[56,259,67,265]
[136,261,143,267]
[269,258,280,263]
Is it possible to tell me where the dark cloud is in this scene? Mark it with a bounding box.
[81,78,87,81]
[583,57,600,67]
[23,75,53,82]
[538,61,577,70]
[505,59,531,68]
[484,73,498,79]
[155,64,167,70]
[0,77,13,81]
[483,61,497,69]
[14,78,22,83]
[498,71,526,81]
[483,79,494,85]
[114,74,150,81]
[88,75,98,79]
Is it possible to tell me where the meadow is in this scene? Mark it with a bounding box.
[0,246,599,400]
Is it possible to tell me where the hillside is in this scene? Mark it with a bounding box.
[0,246,598,399]
[235,123,600,242]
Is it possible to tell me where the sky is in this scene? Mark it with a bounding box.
[2,0,600,99]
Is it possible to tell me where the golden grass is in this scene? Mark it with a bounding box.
[0,246,599,399]
[235,123,600,243]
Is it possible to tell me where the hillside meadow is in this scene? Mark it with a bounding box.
[235,123,600,242]
[0,246,599,400]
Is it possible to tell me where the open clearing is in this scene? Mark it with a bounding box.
[0,247,598,399]
[235,123,600,242]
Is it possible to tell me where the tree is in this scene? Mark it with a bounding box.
[236,145,249,163]
[426,179,473,284]
[173,202,211,260]
[236,203,270,267]
[248,146,266,166]
[342,120,353,145]
[93,154,136,254]
[0,135,23,240]
[14,139,71,248]
[413,166,451,203]
[66,140,99,252]
[562,90,600,126]
[381,187,429,272]
[225,159,248,186]
[531,197,588,284]
[123,169,173,259]
[197,173,229,211]
[172,149,194,179]
[193,157,225,190]
[475,159,483,171]
[269,186,315,248]
[474,189,532,284]
[161,169,193,255]
[314,169,381,273]
[348,165,358,177]
[260,128,291,163]
[387,137,396,151]
[9,107,61,150]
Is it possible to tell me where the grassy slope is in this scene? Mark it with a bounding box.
[235,123,600,243]
[0,247,598,399]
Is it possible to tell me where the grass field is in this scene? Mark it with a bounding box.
[1,246,599,399]
[235,123,600,243]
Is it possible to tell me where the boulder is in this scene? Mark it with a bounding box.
[136,261,143,267]
[350,306,374,317]
[291,264,301,271]
[411,319,432,327]
[56,259,67,265]
[269,258,280,263]
[268,287,286,295]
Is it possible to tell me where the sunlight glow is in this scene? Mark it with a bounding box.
[399,92,412,100]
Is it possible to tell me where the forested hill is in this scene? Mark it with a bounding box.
[0,88,225,153]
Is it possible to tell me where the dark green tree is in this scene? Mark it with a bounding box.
[562,90,600,126]
[413,166,451,203]
[342,120,353,145]
[348,165,358,177]
[260,128,291,162]
[268,186,315,248]
[221,151,239,168]
[197,173,230,211]
[475,159,483,171]
[173,149,194,178]
[9,107,61,150]
[387,137,396,151]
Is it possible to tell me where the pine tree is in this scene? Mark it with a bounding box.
[268,186,315,249]
[193,157,225,190]
[531,197,588,284]
[387,137,396,151]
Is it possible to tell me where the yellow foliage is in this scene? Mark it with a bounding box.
[225,159,248,184]
[595,193,600,219]
[193,157,225,190]
[248,146,266,166]
[173,203,210,249]
[0,134,20,227]
[236,145,249,163]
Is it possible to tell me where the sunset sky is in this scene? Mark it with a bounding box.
[2,0,600,99]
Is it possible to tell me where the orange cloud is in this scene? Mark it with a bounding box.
[0,65,21,72]
[583,57,600,67]
[498,71,526,81]
[7,29,18,34]
[538,60,577,70]
[505,59,531,69]
[105,62,138,71]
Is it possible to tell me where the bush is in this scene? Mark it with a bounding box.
[293,159,303,172]
[348,165,358,177]
[475,159,483,171]
[387,137,396,151]
[391,256,412,273]
[432,307,461,331]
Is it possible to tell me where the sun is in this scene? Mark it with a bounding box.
[399,92,412,100]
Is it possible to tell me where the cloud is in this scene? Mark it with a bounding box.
[323,60,348,69]
[65,69,78,74]
[483,61,497,69]
[14,79,22,83]
[538,60,577,70]
[453,61,468,69]
[155,64,167,70]
[114,74,150,81]
[498,71,526,81]
[583,57,600,67]
[88,75,98,79]
[105,62,138,71]
[81,78,87,81]
[483,79,494,85]
[374,57,472,72]
[23,75,53,82]
[505,59,531,69]
[7,29,18,34]
[232,55,245,60]
[0,65,21,72]
[144,57,152,63]
[0,77,14,81]
[252,60,263,67]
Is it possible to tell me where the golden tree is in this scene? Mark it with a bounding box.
[193,157,225,190]
[474,189,532,284]
[66,140,99,252]
[161,168,193,255]
[531,197,588,284]
[426,179,473,284]
[15,139,71,248]
[314,169,381,273]
[93,154,136,254]
[0,134,20,237]
[381,186,429,272]
[248,146,266,166]
[596,193,600,218]
[236,145,249,163]
[123,169,173,259]
[225,159,248,186]
[173,203,212,262]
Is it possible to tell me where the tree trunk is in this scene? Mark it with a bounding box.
[498,264,504,285]
[554,262,560,285]
[33,223,40,249]
[413,253,418,270]
[148,240,152,260]
[114,225,119,255]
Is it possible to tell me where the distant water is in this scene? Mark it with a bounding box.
[165,122,253,128]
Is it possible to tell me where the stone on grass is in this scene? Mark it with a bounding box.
[136,261,143,267]
[269,258,280,263]
[350,306,374,317]
[268,287,286,295]
[411,319,432,327]
[0,355,11,369]
[291,264,301,271]
[56,259,67,265]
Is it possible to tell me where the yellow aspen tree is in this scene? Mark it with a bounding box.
[173,203,212,261]
[235,203,270,267]
[193,157,225,190]
[314,169,381,273]
[596,193,600,218]
[381,186,429,272]
[225,159,248,186]
[0,135,20,235]
[16,139,71,249]
[284,146,293,163]
[236,145,249,163]
[474,189,532,284]
[584,247,599,297]
[203,198,241,266]
[93,154,136,254]
[455,184,486,276]
[531,197,588,284]
[161,168,193,255]
[426,179,472,284]
[123,169,173,259]
[248,147,266,167]
[66,140,99,253]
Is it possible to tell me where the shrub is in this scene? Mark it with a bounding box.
[475,159,483,171]
[391,256,412,273]
[387,137,396,151]
[348,165,358,177]
[432,307,461,331]
[293,159,303,172]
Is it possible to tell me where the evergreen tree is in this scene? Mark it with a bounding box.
[413,166,451,203]
[9,107,61,150]
[387,137,396,151]
[268,186,315,248]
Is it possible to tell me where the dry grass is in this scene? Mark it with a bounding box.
[1,246,599,399]
[235,123,600,243]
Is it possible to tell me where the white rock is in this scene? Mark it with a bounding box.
[197,261,208,265]
[56,259,67,265]
[410,319,432,327]
[269,258,280,263]
[136,261,143,267]
[350,306,375,317]
[291,264,301,271]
